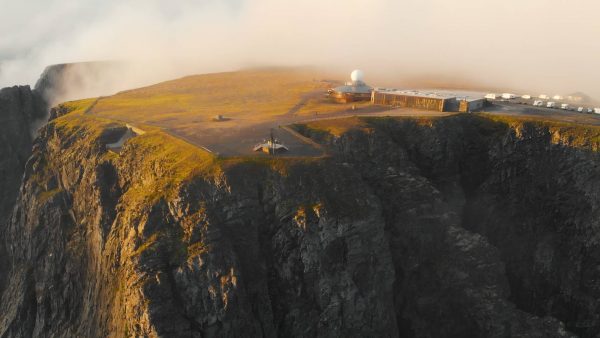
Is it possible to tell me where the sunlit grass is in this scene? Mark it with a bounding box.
[57,98,98,116]
[481,113,600,149]
[89,69,331,124]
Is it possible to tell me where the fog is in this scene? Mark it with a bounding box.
[1,0,599,103]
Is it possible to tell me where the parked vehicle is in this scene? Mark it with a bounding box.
[521,95,532,100]
[533,100,544,107]
[577,107,584,113]
[561,104,569,110]
[547,102,556,108]
[539,94,550,99]
[595,108,600,115]
[502,93,516,99]
[588,108,594,113]
[485,93,498,100]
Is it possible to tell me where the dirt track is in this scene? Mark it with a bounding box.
[114,99,600,159]
[165,104,456,158]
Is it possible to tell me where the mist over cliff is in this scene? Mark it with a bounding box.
[1,0,599,101]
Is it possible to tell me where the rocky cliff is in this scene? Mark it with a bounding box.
[298,115,600,337]
[0,86,46,297]
[1,108,600,337]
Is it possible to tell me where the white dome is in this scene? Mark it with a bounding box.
[350,69,364,83]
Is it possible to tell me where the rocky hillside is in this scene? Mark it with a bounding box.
[297,115,600,337]
[2,103,600,337]
[0,86,46,296]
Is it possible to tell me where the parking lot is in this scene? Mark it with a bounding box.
[487,100,600,126]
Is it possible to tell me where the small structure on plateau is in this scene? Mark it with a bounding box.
[106,124,145,153]
[213,114,230,122]
[253,129,289,155]
[328,70,373,103]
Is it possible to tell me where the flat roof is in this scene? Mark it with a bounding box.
[374,88,485,102]
[333,83,373,94]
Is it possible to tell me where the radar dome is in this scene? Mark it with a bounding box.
[350,69,364,83]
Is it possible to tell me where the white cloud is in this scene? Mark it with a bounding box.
[0,0,599,99]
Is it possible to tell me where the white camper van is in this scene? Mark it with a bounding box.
[577,107,584,113]
[485,93,498,100]
[547,102,556,108]
[595,108,600,115]
[561,104,569,110]
[502,93,516,99]
[533,100,544,107]
[521,95,532,100]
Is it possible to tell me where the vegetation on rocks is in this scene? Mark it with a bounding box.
[2,82,600,337]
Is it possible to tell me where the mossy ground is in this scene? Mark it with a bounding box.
[86,69,358,126]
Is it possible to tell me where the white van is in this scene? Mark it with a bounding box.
[533,100,544,107]
[547,102,556,108]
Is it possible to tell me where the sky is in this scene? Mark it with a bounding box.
[1,0,599,101]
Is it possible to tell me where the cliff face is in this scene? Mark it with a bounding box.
[0,86,46,218]
[0,86,46,297]
[1,111,599,337]
[0,112,397,337]
[321,116,600,337]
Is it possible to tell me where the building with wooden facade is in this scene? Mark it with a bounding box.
[372,89,486,112]
[372,90,452,112]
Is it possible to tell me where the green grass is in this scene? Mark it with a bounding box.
[57,98,98,116]
[117,130,220,205]
[296,113,600,151]
[299,116,370,136]
[38,188,62,204]
[130,233,159,257]
[89,69,330,124]
[480,113,600,148]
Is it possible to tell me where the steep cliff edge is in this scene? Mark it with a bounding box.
[0,86,46,296]
[0,62,81,224]
[2,104,592,337]
[0,63,115,281]
[298,114,600,337]
[0,107,397,337]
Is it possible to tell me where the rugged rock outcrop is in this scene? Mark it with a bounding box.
[0,86,46,296]
[316,115,600,337]
[0,114,398,337]
[1,111,599,337]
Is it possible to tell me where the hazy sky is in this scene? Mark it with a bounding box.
[1,0,599,99]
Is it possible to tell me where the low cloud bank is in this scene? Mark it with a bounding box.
[1,0,598,102]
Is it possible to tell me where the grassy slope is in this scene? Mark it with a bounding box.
[51,97,323,201]
[51,100,217,202]
[88,69,362,128]
[56,69,600,167]
[297,113,600,151]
